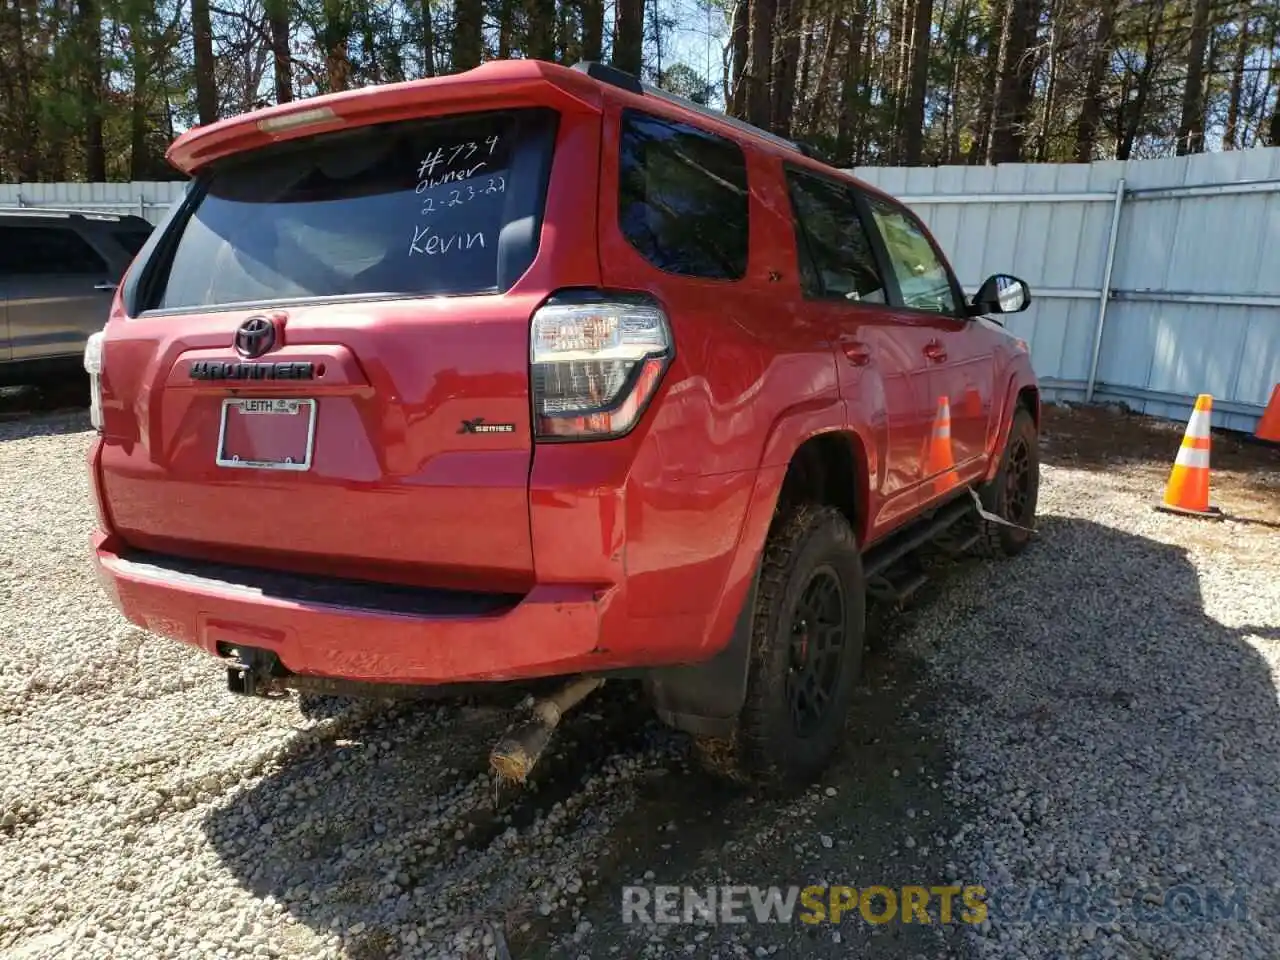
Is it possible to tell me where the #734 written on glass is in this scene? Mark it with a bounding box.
[408,133,508,258]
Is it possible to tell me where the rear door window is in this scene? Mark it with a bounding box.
[618,110,749,280]
[785,169,887,304]
[0,225,108,275]
[151,108,556,310]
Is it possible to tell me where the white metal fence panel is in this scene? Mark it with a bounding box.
[855,148,1280,433]
[0,181,186,224]
[4,148,1279,432]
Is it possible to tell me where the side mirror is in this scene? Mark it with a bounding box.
[970,274,1031,316]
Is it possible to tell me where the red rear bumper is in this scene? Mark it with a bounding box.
[92,530,620,684]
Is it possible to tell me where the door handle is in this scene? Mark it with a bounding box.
[923,341,948,363]
[93,282,117,292]
[841,340,872,366]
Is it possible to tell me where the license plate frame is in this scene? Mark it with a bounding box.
[216,397,317,471]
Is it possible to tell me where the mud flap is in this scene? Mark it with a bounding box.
[643,567,759,739]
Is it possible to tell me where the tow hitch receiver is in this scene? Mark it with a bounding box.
[489,676,604,784]
[223,645,288,698]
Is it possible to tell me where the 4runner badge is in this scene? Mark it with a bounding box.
[189,361,314,381]
[459,417,515,435]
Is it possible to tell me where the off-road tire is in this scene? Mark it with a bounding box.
[974,407,1040,557]
[696,505,866,784]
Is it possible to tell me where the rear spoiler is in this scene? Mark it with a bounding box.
[166,60,605,175]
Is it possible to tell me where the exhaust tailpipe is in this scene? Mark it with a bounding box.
[489,676,604,783]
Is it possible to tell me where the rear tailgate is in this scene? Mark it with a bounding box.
[97,87,602,592]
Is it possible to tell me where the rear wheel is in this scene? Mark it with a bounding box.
[974,407,1039,557]
[697,505,865,784]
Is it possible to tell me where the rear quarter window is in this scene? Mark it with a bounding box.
[148,108,556,311]
[617,110,749,281]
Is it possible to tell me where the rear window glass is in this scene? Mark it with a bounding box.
[618,110,749,280]
[154,109,554,310]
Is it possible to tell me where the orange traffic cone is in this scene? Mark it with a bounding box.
[927,396,961,492]
[1156,394,1221,518]
[1256,384,1280,443]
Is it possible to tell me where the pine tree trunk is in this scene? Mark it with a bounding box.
[1073,3,1112,162]
[796,4,813,116]
[885,0,905,160]
[422,0,437,75]
[322,0,352,91]
[650,0,663,76]
[191,0,217,124]
[969,1,1002,163]
[361,4,381,82]
[1223,15,1247,149]
[129,40,151,180]
[5,0,40,180]
[771,0,803,136]
[834,5,867,164]
[266,0,293,101]
[498,0,512,59]
[856,3,877,160]
[582,0,604,61]
[901,0,933,164]
[1118,35,1157,161]
[76,0,106,180]
[1036,2,1056,161]
[800,16,840,135]
[525,0,555,61]
[728,0,750,115]
[1269,24,1280,146]
[613,0,644,75]
[987,0,1038,164]
[1175,0,1212,155]
[452,0,483,69]
[744,0,776,128]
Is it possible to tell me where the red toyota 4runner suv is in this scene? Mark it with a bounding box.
[86,60,1039,784]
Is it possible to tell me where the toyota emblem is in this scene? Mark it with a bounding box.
[234,316,276,359]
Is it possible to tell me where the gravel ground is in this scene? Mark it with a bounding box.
[1,400,1277,960]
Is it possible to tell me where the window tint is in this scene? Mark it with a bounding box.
[867,197,958,314]
[155,109,552,310]
[785,170,886,304]
[0,226,107,275]
[113,227,153,258]
[618,110,748,280]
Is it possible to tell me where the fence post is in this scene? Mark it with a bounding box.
[139,193,146,219]
[1085,177,1126,403]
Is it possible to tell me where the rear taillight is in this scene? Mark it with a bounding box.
[530,297,672,440]
[84,331,105,431]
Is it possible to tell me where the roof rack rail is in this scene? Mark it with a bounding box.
[641,83,804,155]
[569,60,643,95]
[0,206,127,220]
[793,141,831,163]
[568,59,807,157]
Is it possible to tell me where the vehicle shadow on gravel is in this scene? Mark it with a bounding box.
[915,515,1280,959]
[201,515,1280,960]
[202,652,964,960]
[0,380,91,438]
